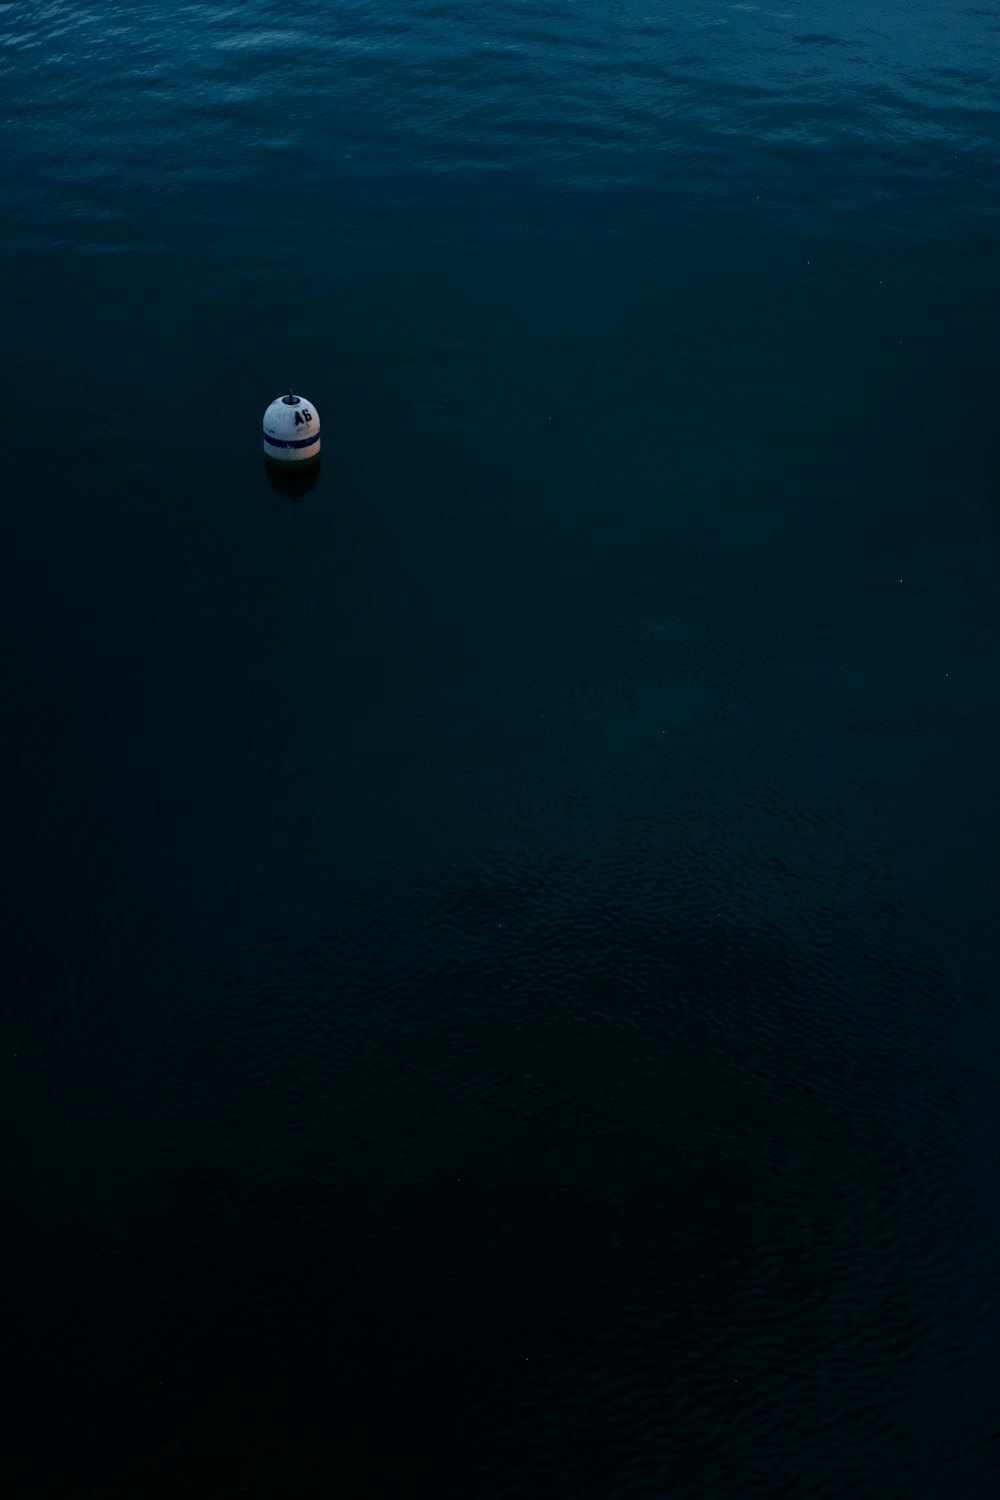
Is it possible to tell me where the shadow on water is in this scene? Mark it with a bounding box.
[21,855,954,1499]
[263,458,322,503]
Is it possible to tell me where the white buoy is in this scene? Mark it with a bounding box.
[263,389,321,465]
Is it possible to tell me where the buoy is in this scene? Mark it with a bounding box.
[263,389,320,465]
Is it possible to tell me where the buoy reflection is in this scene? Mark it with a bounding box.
[264,457,322,502]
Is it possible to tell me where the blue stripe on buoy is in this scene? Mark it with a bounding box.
[263,431,320,450]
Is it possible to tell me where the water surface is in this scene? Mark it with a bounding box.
[4,2,1000,1495]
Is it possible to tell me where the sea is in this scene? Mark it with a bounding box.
[3,2,1000,1495]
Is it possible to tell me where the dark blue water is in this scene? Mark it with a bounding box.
[5,2,1000,1494]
